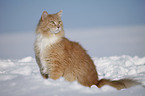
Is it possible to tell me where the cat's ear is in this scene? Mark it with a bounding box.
[41,11,48,21]
[57,10,63,17]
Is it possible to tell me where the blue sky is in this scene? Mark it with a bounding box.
[0,0,145,33]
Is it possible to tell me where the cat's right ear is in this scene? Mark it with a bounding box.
[41,11,48,21]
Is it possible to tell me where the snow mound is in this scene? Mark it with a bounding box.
[93,55,145,81]
[0,56,145,96]
[18,56,33,62]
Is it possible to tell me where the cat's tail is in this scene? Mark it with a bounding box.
[96,78,141,90]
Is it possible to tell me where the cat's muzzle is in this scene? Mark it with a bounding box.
[50,28,61,34]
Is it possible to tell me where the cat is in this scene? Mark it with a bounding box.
[34,10,140,90]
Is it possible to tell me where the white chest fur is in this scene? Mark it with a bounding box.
[35,34,61,73]
[36,34,60,54]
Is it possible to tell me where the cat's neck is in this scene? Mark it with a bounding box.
[36,34,63,47]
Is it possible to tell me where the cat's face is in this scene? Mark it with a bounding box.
[36,11,64,36]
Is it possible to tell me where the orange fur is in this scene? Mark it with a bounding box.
[34,10,140,90]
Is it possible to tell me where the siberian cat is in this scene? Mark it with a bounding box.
[34,10,140,90]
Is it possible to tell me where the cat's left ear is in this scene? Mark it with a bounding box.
[57,10,63,17]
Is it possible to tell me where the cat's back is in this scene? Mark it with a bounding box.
[55,38,98,86]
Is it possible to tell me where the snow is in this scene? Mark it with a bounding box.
[0,56,145,96]
[18,56,33,63]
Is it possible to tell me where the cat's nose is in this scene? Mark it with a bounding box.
[57,25,60,28]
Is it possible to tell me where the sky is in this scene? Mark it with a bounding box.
[0,0,145,33]
[0,0,145,59]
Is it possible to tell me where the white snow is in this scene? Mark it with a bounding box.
[0,56,145,96]
[18,56,33,63]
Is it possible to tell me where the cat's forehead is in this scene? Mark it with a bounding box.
[48,14,60,21]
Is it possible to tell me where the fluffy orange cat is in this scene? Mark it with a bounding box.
[34,10,140,90]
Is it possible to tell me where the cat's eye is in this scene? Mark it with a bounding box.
[50,21,55,24]
[58,21,61,24]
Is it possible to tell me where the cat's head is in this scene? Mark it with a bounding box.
[36,10,64,37]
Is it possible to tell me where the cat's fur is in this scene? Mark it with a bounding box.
[34,11,140,90]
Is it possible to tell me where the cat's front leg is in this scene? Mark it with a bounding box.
[35,55,49,79]
[40,64,49,79]
[40,66,49,79]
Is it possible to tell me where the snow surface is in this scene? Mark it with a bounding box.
[0,56,145,96]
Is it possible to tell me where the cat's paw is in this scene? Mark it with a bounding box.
[41,73,49,79]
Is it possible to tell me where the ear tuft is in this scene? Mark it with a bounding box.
[41,11,48,21]
[57,10,63,17]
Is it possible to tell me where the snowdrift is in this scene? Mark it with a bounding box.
[0,56,145,96]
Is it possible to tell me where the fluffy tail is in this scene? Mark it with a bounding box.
[96,78,141,90]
